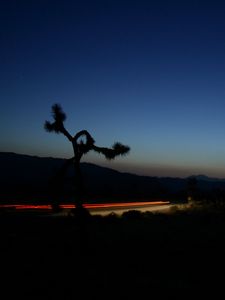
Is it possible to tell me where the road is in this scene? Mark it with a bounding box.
[87,201,173,215]
[0,200,173,215]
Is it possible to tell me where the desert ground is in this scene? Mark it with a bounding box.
[1,204,225,299]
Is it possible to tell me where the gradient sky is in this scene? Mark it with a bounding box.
[1,0,225,178]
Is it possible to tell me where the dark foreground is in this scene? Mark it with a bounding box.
[1,207,225,299]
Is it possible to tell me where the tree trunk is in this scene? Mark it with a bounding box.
[49,157,74,212]
[74,158,84,209]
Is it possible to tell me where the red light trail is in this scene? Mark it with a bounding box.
[0,201,170,211]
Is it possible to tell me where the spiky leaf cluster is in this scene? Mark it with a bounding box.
[44,104,67,134]
[112,142,130,156]
[93,142,130,160]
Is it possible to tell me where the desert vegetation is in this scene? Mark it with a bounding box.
[44,104,130,211]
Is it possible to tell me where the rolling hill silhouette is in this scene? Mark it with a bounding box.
[0,152,225,204]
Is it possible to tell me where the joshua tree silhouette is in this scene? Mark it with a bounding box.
[44,104,130,211]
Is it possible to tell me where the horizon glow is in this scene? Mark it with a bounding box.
[1,1,225,178]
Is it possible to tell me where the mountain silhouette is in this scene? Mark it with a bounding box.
[188,174,225,182]
[1,152,225,204]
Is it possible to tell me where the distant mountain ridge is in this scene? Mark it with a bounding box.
[0,152,225,203]
[188,174,225,182]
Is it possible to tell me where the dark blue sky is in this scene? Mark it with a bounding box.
[1,0,225,177]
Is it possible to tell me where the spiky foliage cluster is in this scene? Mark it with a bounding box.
[44,104,67,134]
[112,142,130,156]
[93,142,130,160]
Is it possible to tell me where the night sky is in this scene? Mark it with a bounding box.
[1,0,225,178]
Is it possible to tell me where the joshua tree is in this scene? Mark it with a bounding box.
[44,104,130,211]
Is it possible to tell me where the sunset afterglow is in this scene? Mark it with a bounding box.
[1,1,225,178]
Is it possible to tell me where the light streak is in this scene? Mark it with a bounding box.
[0,201,170,211]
